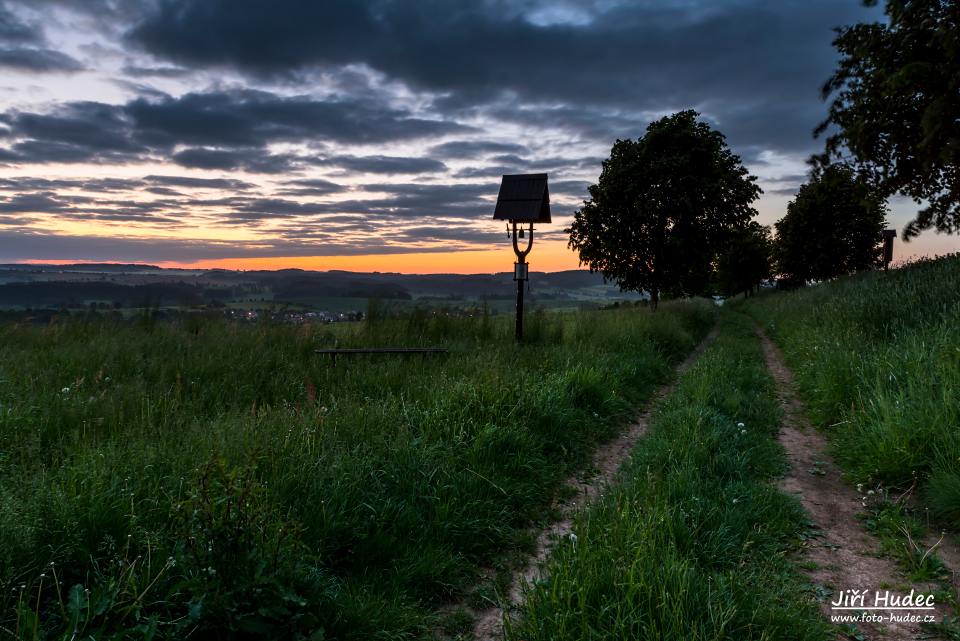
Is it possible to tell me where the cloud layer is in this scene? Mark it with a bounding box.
[0,0,893,265]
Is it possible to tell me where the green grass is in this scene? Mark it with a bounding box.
[741,254,960,528]
[0,301,714,639]
[505,312,830,641]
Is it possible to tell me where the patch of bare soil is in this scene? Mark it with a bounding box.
[758,327,956,640]
[467,326,720,641]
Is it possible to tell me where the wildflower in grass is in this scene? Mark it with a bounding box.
[61,387,70,394]
[737,421,745,428]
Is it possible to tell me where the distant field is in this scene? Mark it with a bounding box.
[0,266,642,317]
[743,254,960,529]
[0,301,713,639]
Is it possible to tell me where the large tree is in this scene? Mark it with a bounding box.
[816,0,960,239]
[716,222,773,298]
[567,110,761,308]
[774,164,887,283]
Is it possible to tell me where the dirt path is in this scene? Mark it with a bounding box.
[467,325,720,641]
[758,327,956,640]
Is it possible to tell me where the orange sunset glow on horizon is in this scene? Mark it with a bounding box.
[22,241,585,274]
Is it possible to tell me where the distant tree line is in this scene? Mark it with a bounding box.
[569,0,956,301]
[0,282,221,308]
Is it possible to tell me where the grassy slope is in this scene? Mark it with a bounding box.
[742,254,960,529]
[0,302,713,640]
[507,312,829,641]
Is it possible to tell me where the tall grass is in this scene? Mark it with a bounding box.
[0,301,714,639]
[506,312,829,641]
[742,254,960,527]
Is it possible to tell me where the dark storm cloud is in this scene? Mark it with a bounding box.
[392,225,505,244]
[0,215,31,225]
[221,197,335,222]
[549,180,591,199]
[198,182,496,222]
[0,229,463,262]
[323,155,447,175]
[143,175,255,191]
[0,89,469,167]
[123,0,879,155]
[121,64,190,78]
[0,47,83,72]
[0,2,84,72]
[276,178,346,196]
[329,182,494,219]
[0,191,69,213]
[0,176,143,192]
[453,154,602,180]
[275,215,375,238]
[429,140,530,159]
[0,189,187,225]
[127,89,467,149]
[171,147,302,174]
[766,186,802,196]
[0,2,38,43]
[1,101,146,163]
[144,186,182,196]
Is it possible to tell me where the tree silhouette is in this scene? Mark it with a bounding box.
[567,110,761,309]
[716,222,772,297]
[775,165,887,284]
[816,0,960,239]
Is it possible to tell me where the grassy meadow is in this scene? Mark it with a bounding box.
[506,312,830,641]
[742,254,960,531]
[0,301,714,639]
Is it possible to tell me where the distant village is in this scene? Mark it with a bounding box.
[224,308,364,323]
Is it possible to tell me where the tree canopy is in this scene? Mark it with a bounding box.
[716,222,773,297]
[775,165,887,283]
[816,0,960,239]
[567,110,761,308]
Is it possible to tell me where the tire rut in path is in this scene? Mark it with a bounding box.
[757,327,956,641]
[468,325,720,641]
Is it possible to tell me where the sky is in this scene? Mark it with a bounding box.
[0,0,956,274]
